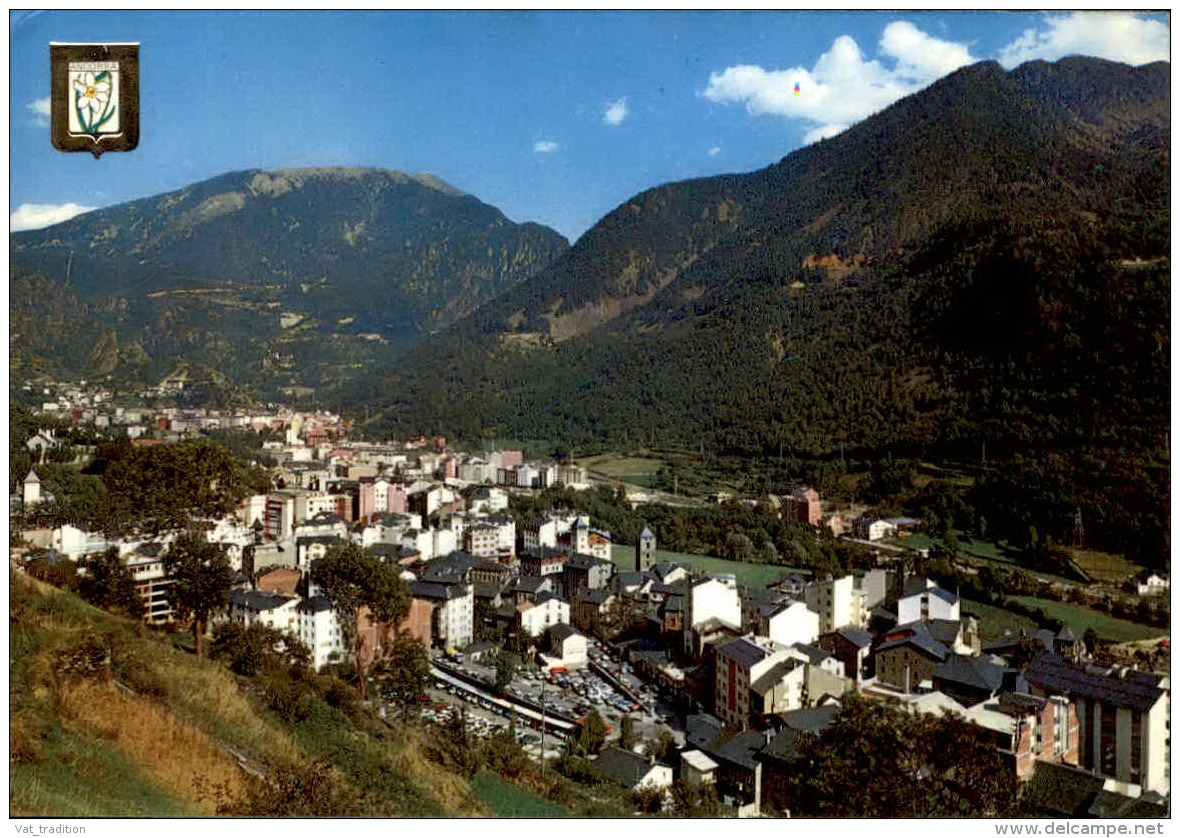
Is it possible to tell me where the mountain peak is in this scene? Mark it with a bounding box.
[245,166,467,198]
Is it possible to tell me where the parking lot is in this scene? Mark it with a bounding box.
[435,637,682,750]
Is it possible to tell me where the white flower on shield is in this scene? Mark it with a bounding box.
[73,72,111,119]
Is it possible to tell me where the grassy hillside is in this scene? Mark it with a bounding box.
[9,570,484,817]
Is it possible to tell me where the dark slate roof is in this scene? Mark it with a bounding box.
[463,640,498,655]
[468,554,510,573]
[877,623,949,661]
[760,706,841,761]
[660,594,685,614]
[711,730,766,771]
[685,714,725,751]
[520,546,566,561]
[792,643,835,666]
[1087,791,1169,818]
[835,626,874,648]
[228,589,296,611]
[534,591,565,606]
[903,577,932,597]
[295,534,341,546]
[596,746,662,788]
[411,581,466,601]
[472,582,503,601]
[298,594,335,614]
[716,636,775,669]
[982,629,1056,657]
[422,550,479,580]
[780,704,841,733]
[1024,653,1165,712]
[368,543,417,560]
[651,561,686,582]
[614,571,649,587]
[1056,625,1077,642]
[639,526,654,539]
[512,575,550,593]
[1022,761,1108,817]
[751,658,803,695]
[933,653,1006,693]
[892,618,962,648]
[577,589,613,605]
[566,552,612,571]
[996,692,1049,714]
[902,578,957,605]
[305,512,345,525]
[549,623,582,642]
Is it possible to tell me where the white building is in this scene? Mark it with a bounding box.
[21,470,42,507]
[297,595,347,671]
[410,581,473,649]
[897,578,960,624]
[760,600,820,648]
[683,576,743,655]
[548,623,588,669]
[226,589,300,634]
[804,575,866,634]
[715,634,801,728]
[519,592,571,638]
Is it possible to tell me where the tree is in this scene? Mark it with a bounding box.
[669,780,721,817]
[645,729,677,764]
[494,652,517,693]
[780,694,1016,817]
[577,707,608,756]
[372,633,430,707]
[313,543,410,685]
[78,546,143,618]
[1082,627,1100,657]
[209,621,310,676]
[618,713,638,750]
[723,532,755,562]
[162,530,235,657]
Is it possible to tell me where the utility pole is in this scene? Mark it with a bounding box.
[539,673,546,771]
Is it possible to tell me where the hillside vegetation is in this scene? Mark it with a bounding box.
[9,570,484,817]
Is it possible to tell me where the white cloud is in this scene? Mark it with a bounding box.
[603,97,629,126]
[26,97,50,125]
[704,24,974,145]
[998,12,1170,68]
[880,21,975,83]
[10,202,96,232]
[533,140,560,154]
[803,124,847,145]
[708,146,721,156]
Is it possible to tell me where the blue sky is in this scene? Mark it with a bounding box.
[9,10,1170,242]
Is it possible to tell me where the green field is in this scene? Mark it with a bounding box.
[470,771,570,818]
[580,452,667,484]
[1008,596,1166,643]
[961,598,1040,641]
[610,546,807,589]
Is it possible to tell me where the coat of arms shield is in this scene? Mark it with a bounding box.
[51,42,139,157]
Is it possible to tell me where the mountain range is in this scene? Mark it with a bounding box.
[10,167,568,399]
[349,57,1167,449]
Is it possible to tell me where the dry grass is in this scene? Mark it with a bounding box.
[59,679,245,813]
[1068,548,1143,585]
[391,730,487,816]
[156,656,303,766]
